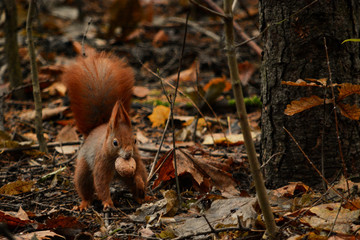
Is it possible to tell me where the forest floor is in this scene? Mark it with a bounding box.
[0,1,359,240]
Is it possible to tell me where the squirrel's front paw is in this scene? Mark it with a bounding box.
[73,200,91,211]
[133,176,146,201]
[102,199,115,210]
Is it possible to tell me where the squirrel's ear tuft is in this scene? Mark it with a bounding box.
[118,101,131,127]
[109,100,131,129]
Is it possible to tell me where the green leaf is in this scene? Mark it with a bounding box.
[341,39,360,44]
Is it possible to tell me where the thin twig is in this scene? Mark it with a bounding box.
[283,126,352,206]
[147,113,171,182]
[138,59,218,147]
[0,141,81,153]
[203,0,262,56]
[202,214,220,238]
[328,198,343,237]
[169,17,220,42]
[81,18,92,57]
[175,227,258,240]
[26,0,48,153]
[146,74,172,182]
[223,0,277,237]
[323,37,349,195]
[189,0,227,18]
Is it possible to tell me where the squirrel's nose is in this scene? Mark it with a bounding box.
[124,152,132,160]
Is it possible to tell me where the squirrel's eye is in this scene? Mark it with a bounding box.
[134,138,137,144]
[113,139,119,147]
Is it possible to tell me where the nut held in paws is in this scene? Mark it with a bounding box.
[115,157,136,177]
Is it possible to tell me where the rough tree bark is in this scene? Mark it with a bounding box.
[260,0,360,187]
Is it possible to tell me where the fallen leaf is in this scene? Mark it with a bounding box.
[202,132,260,146]
[16,207,29,221]
[43,82,67,97]
[43,215,85,230]
[272,182,311,198]
[55,125,79,154]
[19,106,68,121]
[238,61,255,86]
[173,198,257,236]
[165,61,198,83]
[139,227,155,238]
[13,230,64,240]
[0,180,34,195]
[334,175,360,199]
[153,149,239,197]
[0,209,33,228]
[136,130,150,144]
[152,30,169,47]
[133,86,150,98]
[286,203,360,234]
[161,190,179,217]
[148,105,170,127]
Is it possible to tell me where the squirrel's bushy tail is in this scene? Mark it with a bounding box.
[62,51,134,136]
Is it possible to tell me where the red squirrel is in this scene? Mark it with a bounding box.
[62,47,147,210]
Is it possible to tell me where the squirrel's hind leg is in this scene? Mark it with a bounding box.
[74,157,95,211]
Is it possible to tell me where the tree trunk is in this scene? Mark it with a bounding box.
[259,0,360,188]
[4,0,24,99]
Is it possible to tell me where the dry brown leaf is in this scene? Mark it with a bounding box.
[153,149,239,197]
[272,182,311,198]
[19,106,68,121]
[338,83,360,100]
[165,62,198,83]
[238,61,255,86]
[285,203,360,234]
[13,230,64,240]
[43,82,67,97]
[0,209,33,229]
[337,103,360,120]
[133,86,150,98]
[282,79,320,87]
[136,130,150,144]
[152,30,169,48]
[284,95,329,116]
[334,175,360,195]
[15,207,29,221]
[55,125,79,154]
[305,78,327,86]
[203,131,260,146]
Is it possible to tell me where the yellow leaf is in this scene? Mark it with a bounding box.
[284,95,327,116]
[337,103,360,120]
[148,105,170,127]
[0,180,35,195]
